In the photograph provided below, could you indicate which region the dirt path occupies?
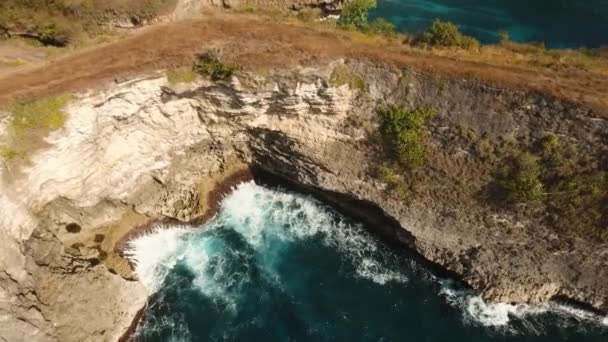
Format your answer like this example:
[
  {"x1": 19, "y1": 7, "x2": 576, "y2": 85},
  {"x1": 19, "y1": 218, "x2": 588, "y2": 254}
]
[
  {"x1": 0, "y1": 41, "x2": 50, "y2": 76},
  {"x1": 0, "y1": 13, "x2": 606, "y2": 115}
]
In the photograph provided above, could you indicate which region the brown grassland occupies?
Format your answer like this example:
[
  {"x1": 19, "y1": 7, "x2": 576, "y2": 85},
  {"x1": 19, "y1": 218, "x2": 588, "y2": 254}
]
[{"x1": 0, "y1": 12, "x2": 606, "y2": 116}]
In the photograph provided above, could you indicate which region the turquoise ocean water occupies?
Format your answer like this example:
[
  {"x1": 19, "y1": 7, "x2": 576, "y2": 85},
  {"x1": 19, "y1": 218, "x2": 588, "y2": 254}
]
[
  {"x1": 127, "y1": 182, "x2": 608, "y2": 341},
  {"x1": 369, "y1": 0, "x2": 608, "y2": 48}
]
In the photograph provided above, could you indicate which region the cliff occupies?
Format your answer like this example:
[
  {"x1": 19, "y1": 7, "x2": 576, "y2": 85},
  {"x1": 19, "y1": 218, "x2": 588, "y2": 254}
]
[{"x1": 0, "y1": 58, "x2": 606, "y2": 341}]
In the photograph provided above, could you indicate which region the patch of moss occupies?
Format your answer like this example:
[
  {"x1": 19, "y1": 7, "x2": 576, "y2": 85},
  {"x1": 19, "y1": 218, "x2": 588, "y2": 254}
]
[
  {"x1": 0, "y1": 147, "x2": 17, "y2": 160},
  {"x1": 4, "y1": 58, "x2": 26, "y2": 67},
  {"x1": 330, "y1": 64, "x2": 366, "y2": 91},
  {"x1": 166, "y1": 67, "x2": 197, "y2": 85},
  {"x1": 379, "y1": 105, "x2": 437, "y2": 168},
  {"x1": 10, "y1": 95, "x2": 70, "y2": 132}
]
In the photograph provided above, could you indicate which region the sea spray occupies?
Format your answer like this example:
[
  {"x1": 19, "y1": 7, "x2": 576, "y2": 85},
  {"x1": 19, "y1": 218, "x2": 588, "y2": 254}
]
[{"x1": 126, "y1": 182, "x2": 607, "y2": 341}]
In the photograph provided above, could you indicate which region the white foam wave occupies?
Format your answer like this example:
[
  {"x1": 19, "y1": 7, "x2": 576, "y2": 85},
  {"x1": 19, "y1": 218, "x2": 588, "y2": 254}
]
[
  {"x1": 439, "y1": 281, "x2": 607, "y2": 333},
  {"x1": 126, "y1": 182, "x2": 408, "y2": 296},
  {"x1": 219, "y1": 182, "x2": 409, "y2": 285},
  {"x1": 124, "y1": 225, "x2": 190, "y2": 291},
  {"x1": 126, "y1": 182, "x2": 606, "y2": 337}
]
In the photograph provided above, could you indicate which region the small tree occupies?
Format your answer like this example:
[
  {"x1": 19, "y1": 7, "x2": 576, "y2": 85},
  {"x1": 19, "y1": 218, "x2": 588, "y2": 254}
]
[
  {"x1": 500, "y1": 152, "x2": 545, "y2": 204},
  {"x1": 338, "y1": 0, "x2": 377, "y2": 31},
  {"x1": 193, "y1": 49, "x2": 240, "y2": 81},
  {"x1": 417, "y1": 19, "x2": 480, "y2": 49}
]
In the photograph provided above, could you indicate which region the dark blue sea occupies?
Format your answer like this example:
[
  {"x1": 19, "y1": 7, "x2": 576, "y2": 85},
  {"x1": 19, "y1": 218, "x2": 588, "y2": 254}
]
[
  {"x1": 369, "y1": 0, "x2": 608, "y2": 48},
  {"x1": 128, "y1": 182, "x2": 608, "y2": 341}
]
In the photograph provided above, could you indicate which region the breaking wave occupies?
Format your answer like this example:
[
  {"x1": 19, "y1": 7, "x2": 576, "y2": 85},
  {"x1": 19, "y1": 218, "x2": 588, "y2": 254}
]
[
  {"x1": 439, "y1": 280, "x2": 607, "y2": 333},
  {"x1": 126, "y1": 182, "x2": 607, "y2": 341}
]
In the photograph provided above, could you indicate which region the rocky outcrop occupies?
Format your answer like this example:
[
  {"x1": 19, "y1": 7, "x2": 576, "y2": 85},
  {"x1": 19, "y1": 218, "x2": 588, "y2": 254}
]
[
  {"x1": 171, "y1": 0, "x2": 346, "y2": 16},
  {"x1": 0, "y1": 59, "x2": 606, "y2": 340}
]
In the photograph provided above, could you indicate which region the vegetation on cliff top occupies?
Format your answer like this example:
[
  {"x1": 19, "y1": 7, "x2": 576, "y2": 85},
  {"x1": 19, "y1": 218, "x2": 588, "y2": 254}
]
[
  {"x1": 337, "y1": 0, "x2": 397, "y2": 39},
  {"x1": 0, "y1": 0, "x2": 177, "y2": 46},
  {"x1": 193, "y1": 49, "x2": 240, "y2": 81},
  {"x1": 416, "y1": 20, "x2": 480, "y2": 49},
  {"x1": 497, "y1": 134, "x2": 607, "y2": 240}
]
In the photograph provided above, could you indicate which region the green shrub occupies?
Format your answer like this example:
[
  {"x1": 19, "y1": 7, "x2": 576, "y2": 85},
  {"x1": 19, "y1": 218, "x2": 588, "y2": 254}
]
[
  {"x1": 193, "y1": 49, "x2": 240, "y2": 81},
  {"x1": 499, "y1": 152, "x2": 545, "y2": 204},
  {"x1": 338, "y1": 0, "x2": 377, "y2": 31},
  {"x1": 10, "y1": 96, "x2": 70, "y2": 132},
  {"x1": 540, "y1": 134, "x2": 579, "y2": 179},
  {"x1": 379, "y1": 105, "x2": 437, "y2": 168},
  {"x1": 377, "y1": 163, "x2": 408, "y2": 197},
  {"x1": 192, "y1": 49, "x2": 240, "y2": 81},
  {"x1": 369, "y1": 18, "x2": 397, "y2": 39},
  {"x1": 417, "y1": 19, "x2": 480, "y2": 49}
]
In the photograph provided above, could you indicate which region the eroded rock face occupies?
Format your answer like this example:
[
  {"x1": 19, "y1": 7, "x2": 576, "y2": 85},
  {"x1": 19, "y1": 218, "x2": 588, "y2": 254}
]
[{"x1": 0, "y1": 59, "x2": 606, "y2": 341}]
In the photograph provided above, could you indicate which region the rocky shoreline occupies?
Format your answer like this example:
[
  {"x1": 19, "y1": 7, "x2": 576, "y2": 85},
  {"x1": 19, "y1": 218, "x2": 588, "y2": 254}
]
[{"x1": 1, "y1": 59, "x2": 606, "y2": 341}]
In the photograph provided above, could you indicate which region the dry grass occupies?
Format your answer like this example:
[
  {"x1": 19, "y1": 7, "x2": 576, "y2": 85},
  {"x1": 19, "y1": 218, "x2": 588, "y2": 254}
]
[
  {"x1": 431, "y1": 42, "x2": 608, "y2": 78},
  {"x1": 0, "y1": 13, "x2": 606, "y2": 115}
]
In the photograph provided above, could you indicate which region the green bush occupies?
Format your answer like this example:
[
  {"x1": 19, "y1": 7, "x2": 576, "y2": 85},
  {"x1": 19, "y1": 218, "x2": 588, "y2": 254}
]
[
  {"x1": 499, "y1": 152, "x2": 545, "y2": 204},
  {"x1": 380, "y1": 105, "x2": 436, "y2": 168},
  {"x1": 338, "y1": 0, "x2": 377, "y2": 31},
  {"x1": 377, "y1": 163, "x2": 408, "y2": 197},
  {"x1": 417, "y1": 19, "x2": 480, "y2": 49},
  {"x1": 369, "y1": 18, "x2": 397, "y2": 39},
  {"x1": 193, "y1": 49, "x2": 240, "y2": 81}
]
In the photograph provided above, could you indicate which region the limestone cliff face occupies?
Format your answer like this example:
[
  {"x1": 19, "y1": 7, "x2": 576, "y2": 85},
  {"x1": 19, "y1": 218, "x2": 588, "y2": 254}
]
[{"x1": 0, "y1": 60, "x2": 606, "y2": 341}]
